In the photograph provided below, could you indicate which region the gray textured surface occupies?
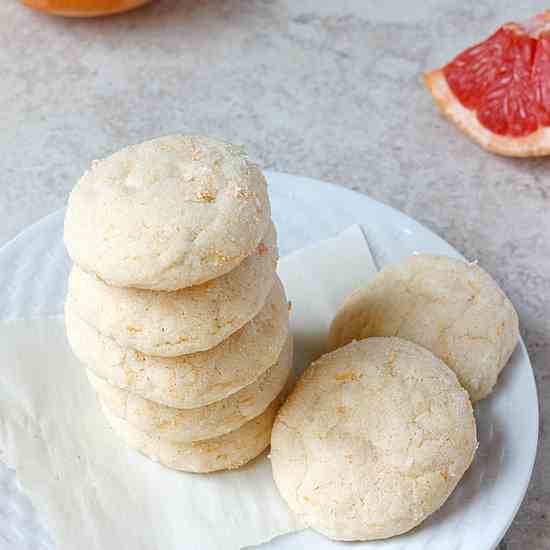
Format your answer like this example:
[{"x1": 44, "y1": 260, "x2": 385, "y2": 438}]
[{"x1": 0, "y1": 0, "x2": 548, "y2": 549}]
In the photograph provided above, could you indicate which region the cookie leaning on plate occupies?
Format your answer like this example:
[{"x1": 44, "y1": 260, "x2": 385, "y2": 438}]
[
  {"x1": 328, "y1": 254, "x2": 519, "y2": 401},
  {"x1": 66, "y1": 223, "x2": 278, "y2": 357},
  {"x1": 65, "y1": 277, "x2": 289, "y2": 408},
  {"x1": 87, "y1": 337, "x2": 292, "y2": 442},
  {"x1": 64, "y1": 135, "x2": 271, "y2": 291},
  {"x1": 271, "y1": 337, "x2": 477, "y2": 542}
]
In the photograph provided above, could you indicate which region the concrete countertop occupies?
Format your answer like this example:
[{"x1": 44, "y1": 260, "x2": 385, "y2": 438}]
[{"x1": 1, "y1": 1, "x2": 548, "y2": 548}]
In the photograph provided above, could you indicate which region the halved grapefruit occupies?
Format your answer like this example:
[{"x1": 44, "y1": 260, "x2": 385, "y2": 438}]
[{"x1": 424, "y1": 11, "x2": 550, "y2": 156}]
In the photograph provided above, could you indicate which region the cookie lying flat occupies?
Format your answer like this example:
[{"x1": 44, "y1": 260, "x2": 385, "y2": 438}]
[
  {"x1": 328, "y1": 255, "x2": 519, "y2": 401},
  {"x1": 88, "y1": 336, "x2": 292, "y2": 442},
  {"x1": 64, "y1": 135, "x2": 271, "y2": 290},
  {"x1": 65, "y1": 277, "x2": 289, "y2": 408},
  {"x1": 101, "y1": 384, "x2": 287, "y2": 473},
  {"x1": 271, "y1": 337, "x2": 477, "y2": 542},
  {"x1": 66, "y1": 223, "x2": 277, "y2": 357}
]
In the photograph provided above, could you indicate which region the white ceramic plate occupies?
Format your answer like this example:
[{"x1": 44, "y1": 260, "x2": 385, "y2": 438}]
[{"x1": 0, "y1": 172, "x2": 538, "y2": 550}]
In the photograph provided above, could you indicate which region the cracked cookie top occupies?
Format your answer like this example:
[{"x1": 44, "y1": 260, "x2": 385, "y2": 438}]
[
  {"x1": 64, "y1": 135, "x2": 271, "y2": 290},
  {"x1": 328, "y1": 254, "x2": 519, "y2": 401},
  {"x1": 270, "y1": 337, "x2": 477, "y2": 542}
]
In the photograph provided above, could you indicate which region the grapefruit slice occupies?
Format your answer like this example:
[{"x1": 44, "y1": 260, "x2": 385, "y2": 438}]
[{"x1": 424, "y1": 11, "x2": 550, "y2": 156}]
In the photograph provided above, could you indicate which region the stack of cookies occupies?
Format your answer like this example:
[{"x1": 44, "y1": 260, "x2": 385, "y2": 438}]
[{"x1": 64, "y1": 135, "x2": 291, "y2": 473}]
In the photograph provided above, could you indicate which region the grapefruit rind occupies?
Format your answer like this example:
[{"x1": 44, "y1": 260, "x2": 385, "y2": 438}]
[{"x1": 424, "y1": 68, "x2": 550, "y2": 157}]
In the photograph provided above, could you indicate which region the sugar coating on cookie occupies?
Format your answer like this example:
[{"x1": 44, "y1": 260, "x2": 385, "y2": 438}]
[
  {"x1": 64, "y1": 135, "x2": 271, "y2": 290},
  {"x1": 65, "y1": 277, "x2": 289, "y2": 408},
  {"x1": 88, "y1": 337, "x2": 293, "y2": 442},
  {"x1": 66, "y1": 223, "x2": 278, "y2": 357},
  {"x1": 328, "y1": 254, "x2": 519, "y2": 402},
  {"x1": 271, "y1": 337, "x2": 477, "y2": 541},
  {"x1": 102, "y1": 383, "x2": 288, "y2": 473}
]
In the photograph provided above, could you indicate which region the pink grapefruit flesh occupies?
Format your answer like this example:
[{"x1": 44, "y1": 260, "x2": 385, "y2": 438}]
[{"x1": 425, "y1": 11, "x2": 550, "y2": 156}]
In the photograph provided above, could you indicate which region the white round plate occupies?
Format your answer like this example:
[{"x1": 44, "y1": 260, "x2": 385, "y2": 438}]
[{"x1": 0, "y1": 172, "x2": 538, "y2": 550}]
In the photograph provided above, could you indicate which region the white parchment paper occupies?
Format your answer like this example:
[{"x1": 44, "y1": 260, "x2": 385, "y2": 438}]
[{"x1": 0, "y1": 225, "x2": 376, "y2": 550}]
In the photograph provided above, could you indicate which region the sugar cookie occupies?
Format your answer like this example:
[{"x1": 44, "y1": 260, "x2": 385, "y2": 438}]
[
  {"x1": 329, "y1": 255, "x2": 519, "y2": 401},
  {"x1": 89, "y1": 337, "x2": 292, "y2": 442},
  {"x1": 271, "y1": 337, "x2": 477, "y2": 541},
  {"x1": 66, "y1": 224, "x2": 277, "y2": 357},
  {"x1": 64, "y1": 135, "x2": 271, "y2": 290}
]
